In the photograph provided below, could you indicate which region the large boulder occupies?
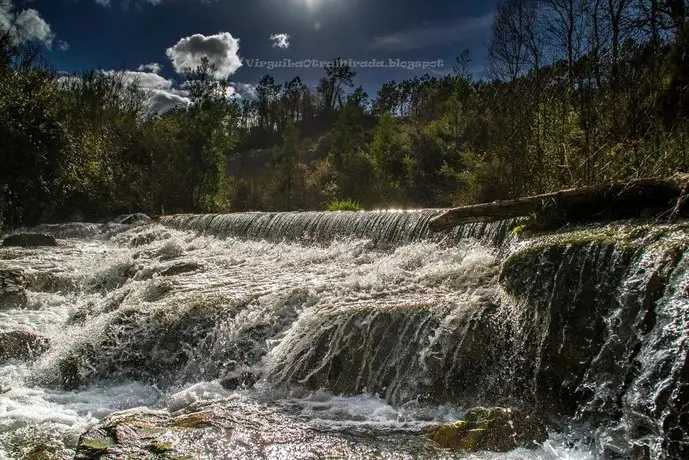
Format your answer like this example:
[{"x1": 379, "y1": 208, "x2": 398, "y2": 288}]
[
  {"x1": 427, "y1": 407, "x2": 547, "y2": 452},
  {"x1": 0, "y1": 269, "x2": 27, "y2": 309},
  {"x1": 2, "y1": 233, "x2": 57, "y2": 247},
  {"x1": 0, "y1": 331, "x2": 49, "y2": 363}
]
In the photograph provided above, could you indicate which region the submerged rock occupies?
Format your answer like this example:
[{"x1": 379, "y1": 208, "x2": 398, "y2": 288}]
[
  {"x1": 24, "y1": 271, "x2": 78, "y2": 293},
  {"x1": 2, "y1": 233, "x2": 57, "y2": 247},
  {"x1": 427, "y1": 407, "x2": 547, "y2": 452},
  {"x1": 0, "y1": 268, "x2": 28, "y2": 310},
  {"x1": 158, "y1": 261, "x2": 201, "y2": 277},
  {"x1": 0, "y1": 331, "x2": 49, "y2": 363},
  {"x1": 267, "y1": 300, "x2": 502, "y2": 405},
  {"x1": 113, "y1": 213, "x2": 151, "y2": 225},
  {"x1": 54, "y1": 299, "x2": 233, "y2": 390}
]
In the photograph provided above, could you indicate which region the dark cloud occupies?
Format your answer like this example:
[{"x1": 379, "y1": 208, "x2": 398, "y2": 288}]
[{"x1": 371, "y1": 13, "x2": 493, "y2": 52}]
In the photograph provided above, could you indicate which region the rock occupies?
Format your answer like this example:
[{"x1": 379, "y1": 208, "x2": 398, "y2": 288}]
[
  {"x1": 219, "y1": 370, "x2": 258, "y2": 390},
  {"x1": 2, "y1": 233, "x2": 57, "y2": 247},
  {"x1": 267, "y1": 299, "x2": 502, "y2": 405},
  {"x1": 0, "y1": 269, "x2": 28, "y2": 310},
  {"x1": 0, "y1": 331, "x2": 49, "y2": 363},
  {"x1": 54, "y1": 300, "x2": 229, "y2": 390},
  {"x1": 74, "y1": 398, "x2": 443, "y2": 459},
  {"x1": 24, "y1": 272, "x2": 78, "y2": 293},
  {"x1": 158, "y1": 261, "x2": 201, "y2": 277},
  {"x1": 427, "y1": 407, "x2": 547, "y2": 452},
  {"x1": 113, "y1": 214, "x2": 151, "y2": 225}
]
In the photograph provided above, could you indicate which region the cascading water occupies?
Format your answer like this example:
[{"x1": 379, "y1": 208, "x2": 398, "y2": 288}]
[{"x1": 0, "y1": 211, "x2": 686, "y2": 459}]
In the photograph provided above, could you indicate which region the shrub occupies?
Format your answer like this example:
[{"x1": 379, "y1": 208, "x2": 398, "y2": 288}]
[{"x1": 327, "y1": 199, "x2": 362, "y2": 211}]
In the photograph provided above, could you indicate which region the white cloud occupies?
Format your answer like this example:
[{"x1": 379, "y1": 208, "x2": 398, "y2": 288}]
[
  {"x1": 0, "y1": 5, "x2": 54, "y2": 47},
  {"x1": 166, "y1": 32, "x2": 242, "y2": 79},
  {"x1": 102, "y1": 70, "x2": 174, "y2": 90},
  {"x1": 100, "y1": 70, "x2": 190, "y2": 114},
  {"x1": 57, "y1": 40, "x2": 70, "y2": 51},
  {"x1": 56, "y1": 69, "x2": 190, "y2": 114},
  {"x1": 94, "y1": 0, "x2": 111, "y2": 6},
  {"x1": 146, "y1": 88, "x2": 191, "y2": 114},
  {"x1": 270, "y1": 33, "x2": 290, "y2": 49},
  {"x1": 371, "y1": 14, "x2": 494, "y2": 52},
  {"x1": 228, "y1": 82, "x2": 258, "y2": 101},
  {"x1": 136, "y1": 62, "x2": 162, "y2": 73}
]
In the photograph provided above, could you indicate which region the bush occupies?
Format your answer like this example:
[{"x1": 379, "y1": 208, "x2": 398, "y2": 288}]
[{"x1": 327, "y1": 199, "x2": 362, "y2": 211}]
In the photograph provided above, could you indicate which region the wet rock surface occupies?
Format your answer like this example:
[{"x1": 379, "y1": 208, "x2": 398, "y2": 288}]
[
  {"x1": 158, "y1": 261, "x2": 201, "y2": 277},
  {"x1": 56, "y1": 300, "x2": 231, "y2": 390},
  {"x1": 0, "y1": 268, "x2": 27, "y2": 310},
  {"x1": 0, "y1": 331, "x2": 49, "y2": 363},
  {"x1": 24, "y1": 271, "x2": 78, "y2": 294},
  {"x1": 427, "y1": 407, "x2": 547, "y2": 452},
  {"x1": 2, "y1": 233, "x2": 57, "y2": 247},
  {"x1": 498, "y1": 224, "x2": 689, "y2": 457},
  {"x1": 113, "y1": 213, "x2": 151, "y2": 226},
  {"x1": 74, "y1": 398, "x2": 453, "y2": 460}
]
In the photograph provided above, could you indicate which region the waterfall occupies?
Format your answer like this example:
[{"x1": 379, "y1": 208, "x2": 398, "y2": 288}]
[{"x1": 161, "y1": 211, "x2": 515, "y2": 247}]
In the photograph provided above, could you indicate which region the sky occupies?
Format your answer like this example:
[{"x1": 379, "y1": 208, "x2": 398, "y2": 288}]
[{"x1": 1, "y1": 0, "x2": 499, "y2": 112}]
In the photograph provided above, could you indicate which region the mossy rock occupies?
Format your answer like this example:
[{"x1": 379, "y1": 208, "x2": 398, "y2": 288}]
[
  {"x1": 147, "y1": 441, "x2": 174, "y2": 454},
  {"x1": 169, "y1": 411, "x2": 215, "y2": 429},
  {"x1": 75, "y1": 437, "x2": 115, "y2": 459},
  {"x1": 428, "y1": 407, "x2": 547, "y2": 452}
]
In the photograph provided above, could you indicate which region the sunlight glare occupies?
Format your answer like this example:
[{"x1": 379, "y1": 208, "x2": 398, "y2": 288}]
[{"x1": 295, "y1": 0, "x2": 326, "y2": 10}]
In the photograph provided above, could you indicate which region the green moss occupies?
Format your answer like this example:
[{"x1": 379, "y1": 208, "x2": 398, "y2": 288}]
[
  {"x1": 428, "y1": 407, "x2": 547, "y2": 452},
  {"x1": 79, "y1": 437, "x2": 114, "y2": 452},
  {"x1": 147, "y1": 441, "x2": 174, "y2": 454},
  {"x1": 170, "y1": 412, "x2": 214, "y2": 429}
]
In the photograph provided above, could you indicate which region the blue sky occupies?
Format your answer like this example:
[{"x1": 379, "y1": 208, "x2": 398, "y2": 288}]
[{"x1": 2, "y1": 0, "x2": 498, "y2": 111}]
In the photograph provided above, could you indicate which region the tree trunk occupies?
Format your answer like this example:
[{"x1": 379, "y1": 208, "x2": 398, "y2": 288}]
[{"x1": 428, "y1": 175, "x2": 689, "y2": 232}]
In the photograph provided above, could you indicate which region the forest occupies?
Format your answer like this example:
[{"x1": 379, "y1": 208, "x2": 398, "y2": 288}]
[{"x1": 2, "y1": 0, "x2": 689, "y2": 229}]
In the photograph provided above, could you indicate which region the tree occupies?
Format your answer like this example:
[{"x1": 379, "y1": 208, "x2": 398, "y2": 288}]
[
  {"x1": 317, "y1": 57, "x2": 356, "y2": 114},
  {"x1": 489, "y1": 0, "x2": 541, "y2": 81},
  {"x1": 183, "y1": 58, "x2": 240, "y2": 211},
  {"x1": 271, "y1": 119, "x2": 303, "y2": 209},
  {"x1": 256, "y1": 74, "x2": 282, "y2": 133}
]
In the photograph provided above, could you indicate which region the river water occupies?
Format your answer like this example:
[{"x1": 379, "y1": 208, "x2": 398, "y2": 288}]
[{"x1": 0, "y1": 211, "x2": 685, "y2": 459}]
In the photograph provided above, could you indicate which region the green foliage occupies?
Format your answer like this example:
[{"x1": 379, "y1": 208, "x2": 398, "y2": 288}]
[
  {"x1": 2, "y1": 6, "x2": 689, "y2": 224},
  {"x1": 327, "y1": 199, "x2": 362, "y2": 212}
]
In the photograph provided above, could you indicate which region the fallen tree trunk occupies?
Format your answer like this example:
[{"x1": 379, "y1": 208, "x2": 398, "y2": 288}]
[{"x1": 429, "y1": 174, "x2": 689, "y2": 232}]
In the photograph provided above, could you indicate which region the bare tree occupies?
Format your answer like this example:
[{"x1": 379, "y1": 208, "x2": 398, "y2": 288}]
[{"x1": 489, "y1": 0, "x2": 541, "y2": 81}]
